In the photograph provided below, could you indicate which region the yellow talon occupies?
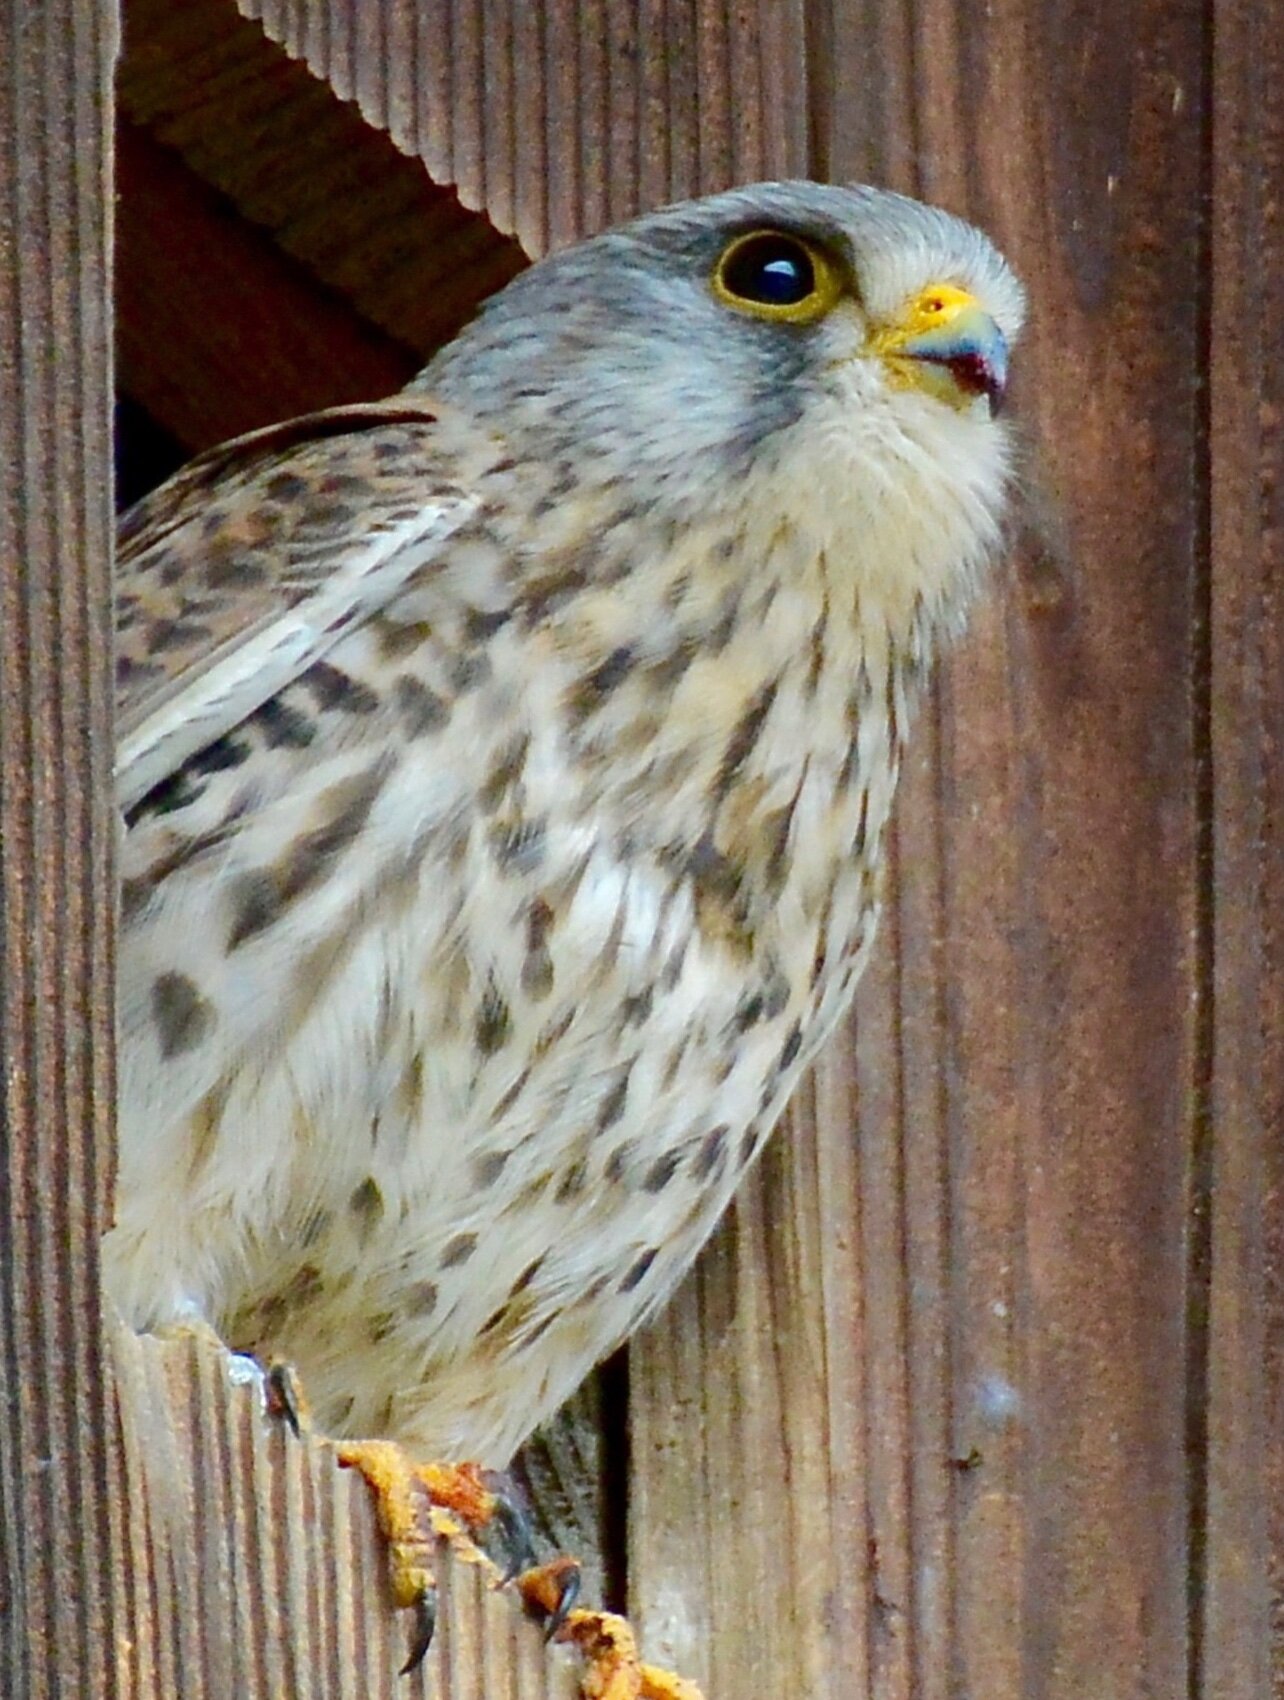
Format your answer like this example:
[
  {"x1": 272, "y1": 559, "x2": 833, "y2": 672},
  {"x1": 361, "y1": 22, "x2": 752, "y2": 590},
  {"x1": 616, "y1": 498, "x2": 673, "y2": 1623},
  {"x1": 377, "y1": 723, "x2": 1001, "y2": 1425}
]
[{"x1": 336, "y1": 1438, "x2": 441, "y2": 1609}]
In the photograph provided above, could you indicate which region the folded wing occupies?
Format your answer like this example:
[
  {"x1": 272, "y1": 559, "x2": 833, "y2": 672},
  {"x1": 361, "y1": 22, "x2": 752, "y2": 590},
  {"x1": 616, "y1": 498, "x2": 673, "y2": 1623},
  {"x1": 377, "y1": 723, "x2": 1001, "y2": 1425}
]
[{"x1": 115, "y1": 398, "x2": 478, "y2": 812}]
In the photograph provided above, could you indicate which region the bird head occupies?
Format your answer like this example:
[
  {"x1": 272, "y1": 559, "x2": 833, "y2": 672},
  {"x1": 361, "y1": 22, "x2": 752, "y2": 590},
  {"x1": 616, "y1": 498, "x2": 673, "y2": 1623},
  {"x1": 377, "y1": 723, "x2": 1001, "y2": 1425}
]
[{"x1": 424, "y1": 181, "x2": 1025, "y2": 640}]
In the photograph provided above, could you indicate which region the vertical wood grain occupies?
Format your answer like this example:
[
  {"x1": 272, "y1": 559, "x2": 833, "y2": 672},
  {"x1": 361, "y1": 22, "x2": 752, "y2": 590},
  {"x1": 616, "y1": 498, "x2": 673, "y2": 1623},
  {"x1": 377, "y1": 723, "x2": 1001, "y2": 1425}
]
[
  {"x1": 0, "y1": 2, "x2": 119, "y2": 1695},
  {"x1": 1204, "y1": 2, "x2": 1284, "y2": 1695},
  {"x1": 629, "y1": 2, "x2": 1215, "y2": 1697},
  {"x1": 237, "y1": 0, "x2": 810, "y2": 253},
  {"x1": 109, "y1": 1321, "x2": 584, "y2": 1700},
  {"x1": 852, "y1": 7, "x2": 1210, "y2": 1690}
]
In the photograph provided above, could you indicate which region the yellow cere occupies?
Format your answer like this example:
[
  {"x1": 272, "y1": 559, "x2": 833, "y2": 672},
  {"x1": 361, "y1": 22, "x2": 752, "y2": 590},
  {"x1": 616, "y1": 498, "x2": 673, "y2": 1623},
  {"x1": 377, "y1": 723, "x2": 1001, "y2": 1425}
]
[
  {"x1": 869, "y1": 280, "x2": 990, "y2": 409},
  {"x1": 871, "y1": 282, "x2": 984, "y2": 360},
  {"x1": 890, "y1": 281, "x2": 981, "y2": 341}
]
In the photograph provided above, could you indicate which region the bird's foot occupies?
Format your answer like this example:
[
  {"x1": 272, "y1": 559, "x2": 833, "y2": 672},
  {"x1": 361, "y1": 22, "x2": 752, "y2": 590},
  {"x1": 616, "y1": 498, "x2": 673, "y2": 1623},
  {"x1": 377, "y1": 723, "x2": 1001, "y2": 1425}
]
[
  {"x1": 221, "y1": 1351, "x2": 313, "y2": 1437},
  {"x1": 153, "y1": 1309, "x2": 311, "y2": 1438},
  {"x1": 518, "y1": 1561, "x2": 704, "y2": 1700},
  {"x1": 338, "y1": 1441, "x2": 702, "y2": 1699},
  {"x1": 336, "y1": 1438, "x2": 536, "y2": 1674}
]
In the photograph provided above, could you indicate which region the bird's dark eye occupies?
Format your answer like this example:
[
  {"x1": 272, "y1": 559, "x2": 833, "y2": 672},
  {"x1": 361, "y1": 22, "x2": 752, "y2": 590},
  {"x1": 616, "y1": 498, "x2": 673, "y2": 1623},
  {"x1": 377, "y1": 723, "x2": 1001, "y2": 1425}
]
[
  {"x1": 723, "y1": 234, "x2": 814, "y2": 304},
  {"x1": 712, "y1": 229, "x2": 843, "y2": 323}
]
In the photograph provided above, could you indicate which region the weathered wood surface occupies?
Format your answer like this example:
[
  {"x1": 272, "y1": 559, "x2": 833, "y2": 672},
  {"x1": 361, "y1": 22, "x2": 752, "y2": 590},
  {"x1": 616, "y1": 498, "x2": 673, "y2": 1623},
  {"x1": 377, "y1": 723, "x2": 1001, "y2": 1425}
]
[
  {"x1": 238, "y1": 0, "x2": 812, "y2": 255},
  {"x1": 642, "y1": 5, "x2": 1212, "y2": 1698},
  {"x1": 111, "y1": 1319, "x2": 581, "y2": 1700},
  {"x1": 0, "y1": 3, "x2": 120, "y2": 1696},
  {"x1": 1205, "y1": 3, "x2": 1284, "y2": 1695}
]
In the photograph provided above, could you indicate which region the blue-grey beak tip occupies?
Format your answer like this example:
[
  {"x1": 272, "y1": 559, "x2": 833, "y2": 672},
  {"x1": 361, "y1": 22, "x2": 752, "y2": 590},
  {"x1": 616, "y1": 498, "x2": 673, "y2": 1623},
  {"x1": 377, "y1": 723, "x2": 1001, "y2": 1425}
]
[{"x1": 902, "y1": 313, "x2": 1009, "y2": 415}]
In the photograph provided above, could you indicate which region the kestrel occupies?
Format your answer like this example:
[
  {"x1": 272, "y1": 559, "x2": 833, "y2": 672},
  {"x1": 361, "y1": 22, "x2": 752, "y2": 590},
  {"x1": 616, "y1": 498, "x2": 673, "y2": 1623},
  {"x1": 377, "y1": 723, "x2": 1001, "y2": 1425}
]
[{"x1": 107, "y1": 181, "x2": 1023, "y2": 1682}]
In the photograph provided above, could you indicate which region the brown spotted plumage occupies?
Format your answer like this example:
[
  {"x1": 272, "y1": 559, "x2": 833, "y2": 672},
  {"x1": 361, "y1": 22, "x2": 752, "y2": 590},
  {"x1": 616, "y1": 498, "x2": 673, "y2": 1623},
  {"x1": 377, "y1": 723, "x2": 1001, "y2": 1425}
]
[{"x1": 108, "y1": 182, "x2": 1024, "y2": 1477}]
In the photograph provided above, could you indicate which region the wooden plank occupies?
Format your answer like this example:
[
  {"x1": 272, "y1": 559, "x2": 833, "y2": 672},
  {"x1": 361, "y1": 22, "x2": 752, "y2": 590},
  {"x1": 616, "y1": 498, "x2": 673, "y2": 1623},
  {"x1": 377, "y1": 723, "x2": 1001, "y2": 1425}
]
[
  {"x1": 629, "y1": 2, "x2": 1213, "y2": 1696},
  {"x1": 110, "y1": 1320, "x2": 583, "y2": 1700},
  {"x1": 0, "y1": 3, "x2": 120, "y2": 1695},
  {"x1": 1204, "y1": 1, "x2": 1284, "y2": 1694},
  {"x1": 894, "y1": 7, "x2": 1206, "y2": 1689},
  {"x1": 239, "y1": 0, "x2": 810, "y2": 254},
  {"x1": 630, "y1": 1060, "x2": 868, "y2": 1695}
]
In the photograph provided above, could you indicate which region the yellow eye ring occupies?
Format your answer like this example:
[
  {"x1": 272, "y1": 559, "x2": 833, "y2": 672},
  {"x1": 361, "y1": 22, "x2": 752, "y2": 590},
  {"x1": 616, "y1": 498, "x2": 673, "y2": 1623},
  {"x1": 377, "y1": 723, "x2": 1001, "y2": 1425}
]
[{"x1": 711, "y1": 230, "x2": 844, "y2": 323}]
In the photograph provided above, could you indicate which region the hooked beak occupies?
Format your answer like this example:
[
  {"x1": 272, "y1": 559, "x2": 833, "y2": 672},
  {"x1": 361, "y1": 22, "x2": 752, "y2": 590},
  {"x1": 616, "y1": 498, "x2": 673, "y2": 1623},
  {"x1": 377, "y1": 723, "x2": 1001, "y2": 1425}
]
[{"x1": 872, "y1": 282, "x2": 1009, "y2": 416}]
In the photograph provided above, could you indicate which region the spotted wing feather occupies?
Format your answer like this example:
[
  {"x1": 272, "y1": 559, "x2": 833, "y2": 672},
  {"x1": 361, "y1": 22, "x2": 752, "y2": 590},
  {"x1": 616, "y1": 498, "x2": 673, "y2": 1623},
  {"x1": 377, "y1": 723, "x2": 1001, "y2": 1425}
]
[{"x1": 115, "y1": 399, "x2": 478, "y2": 811}]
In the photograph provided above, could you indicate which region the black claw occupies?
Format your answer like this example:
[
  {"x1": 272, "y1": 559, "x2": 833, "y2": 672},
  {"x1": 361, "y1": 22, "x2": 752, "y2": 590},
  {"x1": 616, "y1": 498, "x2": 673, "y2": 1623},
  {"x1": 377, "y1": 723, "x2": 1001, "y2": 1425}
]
[
  {"x1": 264, "y1": 1363, "x2": 302, "y2": 1438},
  {"x1": 492, "y1": 1491, "x2": 538, "y2": 1584},
  {"x1": 400, "y1": 1587, "x2": 437, "y2": 1677},
  {"x1": 478, "y1": 1469, "x2": 538, "y2": 1582},
  {"x1": 544, "y1": 1563, "x2": 581, "y2": 1641}
]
